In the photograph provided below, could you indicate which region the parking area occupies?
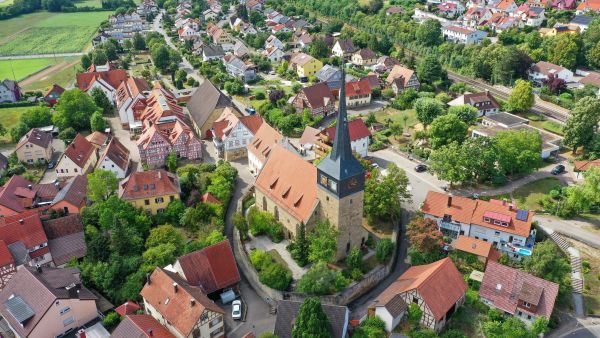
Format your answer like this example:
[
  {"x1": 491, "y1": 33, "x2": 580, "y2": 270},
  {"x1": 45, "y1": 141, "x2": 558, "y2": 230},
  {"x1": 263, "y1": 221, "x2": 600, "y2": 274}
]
[
  {"x1": 39, "y1": 138, "x2": 66, "y2": 184},
  {"x1": 222, "y1": 277, "x2": 275, "y2": 338}
]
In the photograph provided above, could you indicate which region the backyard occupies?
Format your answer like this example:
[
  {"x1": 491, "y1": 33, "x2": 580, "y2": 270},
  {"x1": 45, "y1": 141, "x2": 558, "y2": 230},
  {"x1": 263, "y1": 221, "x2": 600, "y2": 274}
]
[
  {"x1": 0, "y1": 106, "x2": 31, "y2": 143},
  {"x1": 489, "y1": 177, "x2": 565, "y2": 211},
  {"x1": 0, "y1": 11, "x2": 112, "y2": 56}
]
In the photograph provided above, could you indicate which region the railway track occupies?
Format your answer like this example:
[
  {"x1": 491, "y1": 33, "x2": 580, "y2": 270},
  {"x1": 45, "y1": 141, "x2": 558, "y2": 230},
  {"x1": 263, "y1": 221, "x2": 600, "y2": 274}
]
[{"x1": 447, "y1": 71, "x2": 571, "y2": 122}]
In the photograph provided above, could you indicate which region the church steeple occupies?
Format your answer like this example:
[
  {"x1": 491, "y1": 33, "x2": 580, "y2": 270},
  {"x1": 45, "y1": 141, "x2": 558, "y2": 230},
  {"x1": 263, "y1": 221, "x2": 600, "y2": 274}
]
[{"x1": 316, "y1": 62, "x2": 365, "y2": 198}]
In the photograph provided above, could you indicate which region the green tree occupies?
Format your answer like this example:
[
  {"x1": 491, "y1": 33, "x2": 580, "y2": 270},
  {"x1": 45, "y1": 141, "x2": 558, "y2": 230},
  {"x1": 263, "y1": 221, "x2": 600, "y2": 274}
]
[
  {"x1": 10, "y1": 122, "x2": 29, "y2": 143},
  {"x1": 91, "y1": 87, "x2": 113, "y2": 115},
  {"x1": 406, "y1": 216, "x2": 443, "y2": 254},
  {"x1": 563, "y1": 96, "x2": 600, "y2": 153},
  {"x1": 417, "y1": 55, "x2": 445, "y2": 85},
  {"x1": 507, "y1": 79, "x2": 534, "y2": 113},
  {"x1": 166, "y1": 152, "x2": 178, "y2": 173},
  {"x1": 81, "y1": 54, "x2": 92, "y2": 70},
  {"x1": 296, "y1": 262, "x2": 348, "y2": 294},
  {"x1": 408, "y1": 303, "x2": 423, "y2": 325},
  {"x1": 346, "y1": 247, "x2": 364, "y2": 271},
  {"x1": 364, "y1": 164, "x2": 411, "y2": 222},
  {"x1": 547, "y1": 34, "x2": 579, "y2": 71},
  {"x1": 308, "y1": 38, "x2": 329, "y2": 59},
  {"x1": 292, "y1": 298, "x2": 332, "y2": 338},
  {"x1": 308, "y1": 220, "x2": 338, "y2": 263},
  {"x1": 87, "y1": 169, "x2": 119, "y2": 203},
  {"x1": 152, "y1": 44, "x2": 171, "y2": 71},
  {"x1": 291, "y1": 222, "x2": 309, "y2": 266},
  {"x1": 90, "y1": 111, "x2": 108, "y2": 132},
  {"x1": 429, "y1": 142, "x2": 468, "y2": 185},
  {"x1": 353, "y1": 316, "x2": 387, "y2": 338},
  {"x1": 414, "y1": 97, "x2": 446, "y2": 127},
  {"x1": 58, "y1": 127, "x2": 77, "y2": 143},
  {"x1": 522, "y1": 240, "x2": 571, "y2": 298},
  {"x1": 416, "y1": 19, "x2": 442, "y2": 47},
  {"x1": 102, "y1": 312, "x2": 121, "y2": 330},
  {"x1": 21, "y1": 106, "x2": 52, "y2": 128},
  {"x1": 494, "y1": 129, "x2": 541, "y2": 176},
  {"x1": 375, "y1": 238, "x2": 394, "y2": 263},
  {"x1": 92, "y1": 49, "x2": 108, "y2": 65},
  {"x1": 448, "y1": 104, "x2": 478, "y2": 125},
  {"x1": 53, "y1": 89, "x2": 100, "y2": 131},
  {"x1": 146, "y1": 224, "x2": 185, "y2": 250},
  {"x1": 133, "y1": 32, "x2": 146, "y2": 50},
  {"x1": 428, "y1": 114, "x2": 468, "y2": 149},
  {"x1": 142, "y1": 243, "x2": 178, "y2": 270}
]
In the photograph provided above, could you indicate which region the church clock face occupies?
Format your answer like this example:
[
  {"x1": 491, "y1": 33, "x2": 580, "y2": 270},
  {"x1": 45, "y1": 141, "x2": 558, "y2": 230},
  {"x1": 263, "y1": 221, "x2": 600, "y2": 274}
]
[{"x1": 347, "y1": 177, "x2": 358, "y2": 189}]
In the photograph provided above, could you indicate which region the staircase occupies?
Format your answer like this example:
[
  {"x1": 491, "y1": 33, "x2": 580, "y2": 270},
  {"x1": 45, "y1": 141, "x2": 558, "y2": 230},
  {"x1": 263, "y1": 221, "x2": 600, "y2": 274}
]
[{"x1": 549, "y1": 231, "x2": 584, "y2": 294}]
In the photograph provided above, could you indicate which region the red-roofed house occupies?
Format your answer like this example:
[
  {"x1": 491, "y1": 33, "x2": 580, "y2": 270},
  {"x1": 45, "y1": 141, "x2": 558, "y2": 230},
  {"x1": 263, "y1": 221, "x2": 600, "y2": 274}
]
[
  {"x1": 453, "y1": 235, "x2": 500, "y2": 265},
  {"x1": 480, "y1": 261, "x2": 559, "y2": 323},
  {"x1": 172, "y1": 240, "x2": 240, "y2": 296},
  {"x1": 319, "y1": 119, "x2": 371, "y2": 157},
  {"x1": 422, "y1": 191, "x2": 536, "y2": 260},
  {"x1": 247, "y1": 122, "x2": 284, "y2": 175},
  {"x1": 115, "y1": 300, "x2": 142, "y2": 316},
  {"x1": 0, "y1": 210, "x2": 53, "y2": 267},
  {"x1": 576, "y1": 0, "x2": 600, "y2": 13},
  {"x1": 141, "y1": 267, "x2": 225, "y2": 338},
  {"x1": 0, "y1": 175, "x2": 58, "y2": 216},
  {"x1": 201, "y1": 192, "x2": 221, "y2": 204},
  {"x1": 115, "y1": 77, "x2": 150, "y2": 130},
  {"x1": 119, "y1": 169, "x2": 180, "y2": 214},
  {"x1": 56, "y1": 134, "x2": 98, "y2": 180},
  {"x1": 574, "y1": 159, "x2": 600, "y2": 178},
  {"x1": 97, "y1": 137, "x2": 130, "y2": 178},
  {"x1": 44, "y1": 84, "x2": 65, "y2": 105},
  {"x1": 50, "y1": 175, "x2": 87, "y2": 214},
  {"x1": 344, "y1": 78, "x2": 372, "y2": 108},
  {"x1": 211, "y1": 108, "x2": 263, "y2": 160},
  {"x1": 76, "y1": 68, "x2": 128, "y2": 103},
  {"x1": 369, "y1": 258, "x2": 467, "y2": 332},
  {"x1": 112, "y1": 314, "x2": 175, "y2": 338},
  {"x1": 0, "y1": 240, "x2": 16, "y2": 290},
  {"x1": 292, "y1": 82, "x2": 336, "y2": 117}
]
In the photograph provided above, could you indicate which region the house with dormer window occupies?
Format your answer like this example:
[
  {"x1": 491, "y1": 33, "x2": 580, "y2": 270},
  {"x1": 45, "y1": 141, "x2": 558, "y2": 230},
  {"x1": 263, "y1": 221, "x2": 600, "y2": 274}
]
[
  {"x1": 55, "y1": 134, "x2": 98, "y2": 180},
  {"x1": 448, "y1": 91, "x2": 500, "y2": 116},
  {"x1": 119, "y1": 169, "x2": 181, "y2": 214}
]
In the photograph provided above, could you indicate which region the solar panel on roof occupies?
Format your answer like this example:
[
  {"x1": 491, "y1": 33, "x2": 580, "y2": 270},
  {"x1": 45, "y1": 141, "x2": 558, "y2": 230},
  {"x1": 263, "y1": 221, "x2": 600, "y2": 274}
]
[
  {"x1": 516, "y1": 209, "x2": 529, "y2": 221},
  {"x1": 4, "y1": 296, "x2": 35, "y2": 324}
]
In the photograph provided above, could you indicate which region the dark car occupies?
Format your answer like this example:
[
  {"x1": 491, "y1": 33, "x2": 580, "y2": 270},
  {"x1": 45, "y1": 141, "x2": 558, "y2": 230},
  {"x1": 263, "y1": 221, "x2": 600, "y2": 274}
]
[
  {"x1": 415, "y1": 164, "x2": 428, "y2": 172},
  {"x1": 245, "y1": 107, "x2": 256, "y2": 115},
  {"x1": 551, "y1": 164, "x2": 565, "y2": 175},
  {"x1": 47, "y1": 161, "x2": 56, "y2": 169}
]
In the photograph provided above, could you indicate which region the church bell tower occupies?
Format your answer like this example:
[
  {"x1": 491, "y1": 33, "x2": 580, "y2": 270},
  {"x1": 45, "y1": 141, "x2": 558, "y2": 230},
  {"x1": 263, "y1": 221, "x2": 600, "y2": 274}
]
[{"x1": 316, "y1": 64, "x2": 368, "y2": 260}]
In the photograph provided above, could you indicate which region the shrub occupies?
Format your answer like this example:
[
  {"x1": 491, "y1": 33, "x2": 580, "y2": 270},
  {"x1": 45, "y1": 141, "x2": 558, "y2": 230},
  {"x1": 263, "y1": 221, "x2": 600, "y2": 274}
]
[
  {"x1": 232, "y1": 212, "x2": 249, "y2": 240},
  {"x1": 247, "y1": 208, "x2": 284, "y2": 242},
  {"x1": 255, "y1": 91, "x2": 266, "y2": 100},
  {"x1": 346, "y1": 247, "x2": 364, "y2": 271},
  {"x1": 102, "y1": 312, "x2": 121, "y2": 330},
  {"x1": 249, "y1": 249, "x2": 292, "y2": 291},
  {"x1": 296, "y1": 262, "x2": 348, "y2": 295},
  {"x1": 375, "y1": 239, "x2": 394, "y2": 263}
]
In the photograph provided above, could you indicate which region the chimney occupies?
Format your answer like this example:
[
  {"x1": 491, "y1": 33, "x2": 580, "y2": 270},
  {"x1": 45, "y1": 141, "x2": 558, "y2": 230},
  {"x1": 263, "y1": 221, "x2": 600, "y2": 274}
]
[
  {"x1": 158, "y1": 171, "x2": 162, "y2": 179},
  {"x1": 55, "y1": 182, "x2": 61, "y2": 190},
  {"x1": 27, "y1": 184, "x2": 32, "y2": 190},
  {"x1": 173, "y1": 282, "x2": 178, "y2": 293},
  {"x1": 509, "y1": 204, "x2": 514, "y2": 211},
  {"x1": 190, "y1": 299, "x2": 195, "y2": 307},
  {"x1": 447, "y1": 193, "x2": 453, "y2": 207},
  {"x1": 19, "y1": 219, "x2": 24, "y2": 224},
  {"x1": 147, "y1": 329, "x2": 154, "y2": 337},
  {"x1": 502, "y1": 198, "x2": 507, "y2": 206},
  {"x1": 146, "y1": 273, "x2": 151, "y2": 285},
  {"x1": 36, "y1": 264, "x2": 42, "y2": 273},
  {"x1": 77, "y1": 329, "x2": 86, "y2": 338}
]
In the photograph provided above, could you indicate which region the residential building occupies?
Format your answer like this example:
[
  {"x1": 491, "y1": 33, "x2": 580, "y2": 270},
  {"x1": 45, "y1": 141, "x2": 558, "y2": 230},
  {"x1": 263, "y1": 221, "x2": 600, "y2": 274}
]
[
  {"x1": 115, "y1": 77, "x2": 150, "y2": 130},
  {"x1": 422, "y1": 191, "x2": 537, "y2": 259},
  {"x1": 187, "y1": 80, "x2": 242, "y2": 138},
  {"x1": 55, "y1": 134, "x2": 98, "y2": 179},
  {"x1": 115, "y1": 300, "x2": 141, "y2": 316},
  {"x1": 76, "y1": 68, "x2": 128, "y2": 103},
  {"x1": 579, "y1": 72, "x2": 600, "y2": 97},
  {"x1": 462, "y1": 6, "x2": 493, "y2": 28},
  {"x1": 473, "y1": 112, "x2": 562, "y2": 158},
  {"x1": 437, "y1": 1, "x2": 465, "y2": 17},
  {"x1": 289, "y1": 53, "x2": 323, "y2": 78},
  {"x1": 170, "y1": 240, "x2": 240, "y2": 296},
  {"x1": 246, "y1": 0, "x2": 263, "y2": 11},
  {"x1": 97, "y1": 137, "x2": 130, "y2": 178},
  {"x1": 247, "y1": 122, "x2": 284, "y2": 175},
  {"x1": 386, "y1": 65, "x2": 420, "y2": 94},
  {"x1": 141, "y1": 267, "x2": 225, "y2": 338},
  {"x1": 351, "y1": 48, "x2": 378, "y2": 67},
  {"x1": 257, "y1": 69, "x2": 368, "y2": 259},
  {"x1": 480, "y1": 261, "x2": 559, "y2": 323},
  {"x1": 0, "y1": 79, "x2": 21, "y2": 103},
  {"x1": 344, "y1": 78, "x2": 372, "y2": 108},
  {"x1": 299, "y1": 126, "x2": 321, "y2": 150},
  {"x1": 178, "y1": 25, "x2": 200, "y2": 41},
  {"x1": 137, "y1": 0, "x2": 158, "y2": 15},
  {"x1": 212, "y1": 108, "x2": 263, "y2": 160},
  {"x1": 574, "y1": 159, "x2": 600, "y2": 178},
  {"x1": 202, "y1": 8, "x2": 219, "y2": 20},
  {"x1": 224, "y1": 55, "x2": 257, "y2": 82},
  {"x1": 274, "y1": 300, "x2": 350, "y2": 338},
  {"x1": 202, "y1": 44, "x2": 226, "y2": 61},
  {"x1": 112, "y1": 315, "x2": 176, "y2": 338},
  {"x1": 318, "y1": 118, "x2": 371, "y2": 158},
  {"x1": 15, "y1": 128, "x2": 54, "y2": 164},
  {"x1": 453, "y1": 235, "x2": 500, "y2": 266},
  {"x1": 233, "y1": 40, "x2": 251, "y2": 58},
  {"x1": 0, "y1": 210, "x2": 53, "y2": 267},
  {"x1": 514, "y1": 4, "x2": 545, "y2": 27},
  {"x1": 370, "y1": 258, "x2": 467, "y2": 332},
  {"x1": 86, "y1": 132, "x2": 109, "y2": 150},
  {"x1": 576, "y1": 0, "x2": 600, "y2": 13},
  {"x1": 553, "y1": 0, "x2": 577, "y2": 8},
  {"x1": 119, "y1": 169, "x2": 181, "y2": 214},
  {"x1": 240, "y1": 22, "x2": 258, "y2": 36},
  {"x1": 0, "y1": 176, "x2": 58, "y2": 216},
  {"x1": 316, "y1": 65, "x2": 356, "y2": 90},
  {"x1": 293, "y1": 31, "x2": 313, "y2": 49},
  {"x1": 493, "y1": 0, "x2": 519, "y2": 12},
  {"x1": 0, "y1": 266, "x2": 99, "y2": 338},
  {"x1": 539, "y1": 23, "x2": 580, "y2": 36},
  {"x1": 332, "y1": 39, "x2": 358, "y2": 58},
  {"x1": 263, "y1": 47, "x2": 285, "y2": 62},
  {"x1": 265, "y1": 35, "x2": 285, "y2": 50},
  {"x1": 442, "y1": 25, "x2": 488, "y2": 44},
  {"x1": 292, "y1": 82, "x2": 336, "y2": 116},
  {"x1": 570, "y1": 15, "x2": 595, "y2": 31},
  {"x1": 42, "y1": 214, "x2": 86, "y2": 266},
  {"x1": 372, "y1": 56, "x2": 401, "y2": 73},
  {"x1": 447, "y1": 91, "x2": 500, "y2": 116},
  {"x1": 105, "y1": 13, "x2": 148, "y2": 43},
  {"x1": 527, "y1": 0, "x2": 551, "y2": 8},
  {"x1": 413, "y1": 9, "x2": 450, "y2": 24},
  {"x1": 528, "y1": 61, "x2": 574, "y2": 85},
  {"x1": 43, "y1": 84, "x2": 65, "y2": 105},
  {"x1": 50, "y1": 175, "x2": 87, "y2": 214},
  {"x1": 207, "y1": 23, "x2": 234, "y2": 49},
  {"x1": 386, "y1": 5, "x2": 404, "y2": 15},
  {"x1": 0, "y1": 240, "x2": 16, "y2": 290}
]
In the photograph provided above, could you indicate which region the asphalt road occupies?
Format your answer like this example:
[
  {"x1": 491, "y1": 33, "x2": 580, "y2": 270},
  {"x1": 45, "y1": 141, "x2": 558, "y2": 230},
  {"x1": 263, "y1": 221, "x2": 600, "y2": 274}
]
[{"x1": 557, "y1": 325, "x2": 600, "y2": 338}]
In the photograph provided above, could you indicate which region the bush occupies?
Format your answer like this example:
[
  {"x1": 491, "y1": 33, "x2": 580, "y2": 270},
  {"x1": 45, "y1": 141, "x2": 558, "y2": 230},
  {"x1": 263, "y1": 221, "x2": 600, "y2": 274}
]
[
  {"x1": 102, "y1": 312, "x2": 121, "y2": 330},
  {"x1": 255, "y1": 91, "x2": 266, "y2": 100},
  {"x1": 296, "y1": 262, "x2": 348, "y2": 295},
  {"x1": 232, "y1": 212, "x2": 249, "y2": 240},
  {"x1": 346, "y1": 247, "x2": 364, "y2": 271},
  {"x1": 249, "y1": 249, "x2": 292, "y2": 291},
  {"x1": 375, "y1": 239, "x2": 393, "y2": 263},
  {"x1": 247, "y1": 207, "x2": 284, "y2": 242}
]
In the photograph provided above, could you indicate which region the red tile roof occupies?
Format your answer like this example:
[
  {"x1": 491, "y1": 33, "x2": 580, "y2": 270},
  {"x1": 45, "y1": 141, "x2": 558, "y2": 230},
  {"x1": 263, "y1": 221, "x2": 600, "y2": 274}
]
[
  {"x1": 480, "y1": 261, "x2": 559, "y2": 319},
  {"x1": 0, "y1": 210, "x2": 48, "y2": 249},
  {"x1": 63, "y1": 134, "x2": 96, "y2": 169},
  {"x1": 176, "y1": 240, "x2": 240, "y2": 294},
  {"x1": 99, "y1": 137, "x2": 130, "y2": 171},
  {"x1": 112, "y1": 315, "x2": 176, "y2": 338},
  {"x1": 574, "y1": 159, "x2": 600, "y2": 171},
  {"x1": 0, "y1": 240, "x2": 13, "y2": 267},
  {"x1": 0, "y1": 176, "x2": 58, "y2": 214},
  {"x1": 345, "y1": 78, "x2": 372, "y2": 97},
  {"x1": 247, "y1": 123, "x2": 284, "y2": 164},
  {"x1": 140, "y1": 268, "x2": 224, "y2": 337},
  {"x1": 85, "y1": 132, "x2": 108, "y2": 148},
  {"x1": 201, "y1": 192, "x2": 221, "y2": 204},
  {"x1": 386, "y1": 65, "x2": 416, "y2": 86},
  {"x1": 119, "y1": 169, "x2": 180, "y2": 200},
  {"x1": 374, "y1": 258, "x2": 467, "y2": 320},
  {"x1": 76, "y1": 69, "x2": 128, "y2": 91},
  {"x1": 115, "y1": 300, "x2": 141, "y2": 316},
  {"x1": 323, "y1": 119, "x2": 371, "y2": 143},
  {"x1": 454, "y1": 235, "x2": 493, "y2": 258},
  {"x1": 255, "y1": 144, "x2": 318, "y2": 223},
  {"x1": 51, "y1": 175, "x2": 87, "y2": 209},
  {"x1": 212, "y1": 108, "x2": 263, "y2": 140},
  {"x1": 577, "y1": 0, "x2": 600, "y2": 11}
]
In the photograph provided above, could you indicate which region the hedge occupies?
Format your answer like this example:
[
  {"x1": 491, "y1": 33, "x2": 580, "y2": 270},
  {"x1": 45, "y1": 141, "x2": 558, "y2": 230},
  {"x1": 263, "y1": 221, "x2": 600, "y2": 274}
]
[
  {"x1": 247, "y1": 207, "x2": 284, "y2": 242},
  {"x1": 249, "y1": 249, "x2": 292, "y2": 291}
]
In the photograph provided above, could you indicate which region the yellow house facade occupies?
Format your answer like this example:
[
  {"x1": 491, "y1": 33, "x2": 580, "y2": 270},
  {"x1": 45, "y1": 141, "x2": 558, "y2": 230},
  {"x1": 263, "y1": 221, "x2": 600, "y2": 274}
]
[
  {"x1": 119, "y1": 169, "x2": 181, "y2": 215},
  {"x1": 290, "y1": 53, "x2": 323, "y2": 78}
]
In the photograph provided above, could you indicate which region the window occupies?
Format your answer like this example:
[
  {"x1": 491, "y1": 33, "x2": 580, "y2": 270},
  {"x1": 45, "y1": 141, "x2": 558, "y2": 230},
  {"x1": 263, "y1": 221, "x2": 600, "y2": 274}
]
[
  {"x1": 494, "y1": 231, "x2": 500, "y2": 236},
  {"x1": 170, "y1": 196, "x2": 175, "y2": 202},
  {"x1": 144, "y1": 199, "x2": 150, "y2": 205},
  {"x1": 155, "y1": 197, "x2": 164, "y2": 203},
  {"x1": 63, "y1": 316, "x2": 74, "y2": 326},
  {"x1": 523, "y1": 301, "x2": 531, "y2": 308},
  {"x1": 209, "y1": 316, "x2": 222, "y2": 328},
  {"x1": 59, "y1": 307, "x2": 71, "y2": 315},
  {"x1": 74, "y1": 168, "x2": 78, "y2": 173}
]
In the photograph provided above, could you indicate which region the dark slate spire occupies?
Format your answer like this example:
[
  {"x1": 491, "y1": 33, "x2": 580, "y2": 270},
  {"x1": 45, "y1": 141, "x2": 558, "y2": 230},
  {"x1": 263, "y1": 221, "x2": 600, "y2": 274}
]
[{"x1": 316, "y1": 63, "x2": 364, "y2": 184}]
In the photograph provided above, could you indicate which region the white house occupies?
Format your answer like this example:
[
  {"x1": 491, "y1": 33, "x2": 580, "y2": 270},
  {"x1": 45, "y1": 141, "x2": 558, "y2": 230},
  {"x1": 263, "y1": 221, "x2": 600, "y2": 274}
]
[
  {"x1": 211, "y1": 108, "x2": 264, "y2": 160},
  {"x1": 97, "y1": 137, "x2": 130, "y2": 178},
  {"x1": 0, "y1": 80, "x2": 20, "y2": 103},
  {"x1": 178, "y1": 25, "x2": 199, "y2": 40},
  {"x1": 320, "y1": 119, "x2": 371, "y2": 158},
  {"x1": 265, "y1": 35, "x2": 285, "y2": 50},
  {"x1": 447, "y1": 91, "x2": 501, "y2": 117},
  {"x1": 115, "y1": 77, "x2": 150, "y2": 130},
  {"x1": 224, "y1": 55, "x2": 257, "y2": 82},
  {"x1": 528, "y1": 61, "x2": 574, "y2": 85},
  {"x1": 332, "y1": 39, "x2": 358, "y2": 58},
  {"x1": 442, "y1": 25, "x2": 488, "y2": 44},
  {"x1": 263, "y1": 47, "x2": 284, "y2": 62},
  {"x1": 55, "y1": 134, "x2": 98, "y2": 180}
]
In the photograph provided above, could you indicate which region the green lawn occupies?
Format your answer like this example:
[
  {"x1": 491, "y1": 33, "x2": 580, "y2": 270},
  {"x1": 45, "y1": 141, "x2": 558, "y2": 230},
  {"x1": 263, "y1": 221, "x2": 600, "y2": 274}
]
[
  {"x1": 0, "y1": 11, "x2": 111, "y2": 56},
  {"x1": 21, "y1": 58, "x2": 80, "y2": 92},
  {"x1": 74, "y1": 0, "x2": 103, "y2": 7},
  {"x1": 374, "y1": 107, "x2": 419, "y2": 129},
  {"x1": 0, "y1": 58, "x2": 61, "y2": 81},
  {"x1": 0, "y1": 106, "x2": 31, "y2": 143},
  {"x1": 492, "y1": 177, "x2": 565, "y2": 211},
  {"x1": 0, "y1": 0, "x2": 13, "y2": 7}
]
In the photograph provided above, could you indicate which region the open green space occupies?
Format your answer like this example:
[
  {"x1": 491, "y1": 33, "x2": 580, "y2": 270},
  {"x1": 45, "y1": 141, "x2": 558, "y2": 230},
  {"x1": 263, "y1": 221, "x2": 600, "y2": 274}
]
[
  {"x1": 374, "y1": 107, "x2": 419, "y2": 129},
  {"x1": 491, "y1": 177, "x2": 565, "y2": 211},
  {"x1": 0, "y1": 11, "x2": 111, "y2": 56},
  {"x1": 0, "y1": 58, "x2": 64, "y2": 81},
  {"x1": 75, "y1": 0, "x2": 103, "y2": 7},
  {"x1": 21, "y1": 59, "x2": 80, "y2": 92},
  {"x1": 0, "y1": 106, "x2": 31, "y2": 143},
  {"x1": 0, "y1": 0, "x2": 13, "y2": 7}
]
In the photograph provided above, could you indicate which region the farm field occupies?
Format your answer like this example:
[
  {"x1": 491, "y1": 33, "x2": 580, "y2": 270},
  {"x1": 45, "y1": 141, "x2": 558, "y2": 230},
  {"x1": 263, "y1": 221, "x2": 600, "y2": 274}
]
[
  {"x1": 0, "y1": 11, "x2": 111, "y2": 56},
  {"x1": 0, "y1": 57, "x2": 72, "y2": 81},
  {"x1": 21, "y1": 57, "x2": 80, "y2": 92},
  {"x1": 0, "y1": 106, "x2": 31, "y2": 143}
]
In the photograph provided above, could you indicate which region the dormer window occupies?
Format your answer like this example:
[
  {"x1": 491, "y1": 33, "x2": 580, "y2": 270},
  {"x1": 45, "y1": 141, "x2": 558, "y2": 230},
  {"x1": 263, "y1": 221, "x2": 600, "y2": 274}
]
[{"x1": 328, "y1": 180, "x2": 337, "y2": 192}]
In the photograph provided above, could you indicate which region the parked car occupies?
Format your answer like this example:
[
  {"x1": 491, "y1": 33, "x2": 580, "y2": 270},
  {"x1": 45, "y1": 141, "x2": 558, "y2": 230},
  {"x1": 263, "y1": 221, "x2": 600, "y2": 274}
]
[
  {"x1": 245, "y1": 107, "x2": 256, "y2": 115},
  {"x1": 370, "y1": 163, "x2": 380, "y2": 169},
  {"x1": 414, "y1": 164, "x2": 427, "y2": 172},
  {"x1": 47, "y1": 161, "x2": 56, "y2": 169},
  {"x1": 232, "y1": 300, "x2": 242, "y2": 320},
  {"x1": 551, "y1": 164, "x2": 565, "y2": 175}
]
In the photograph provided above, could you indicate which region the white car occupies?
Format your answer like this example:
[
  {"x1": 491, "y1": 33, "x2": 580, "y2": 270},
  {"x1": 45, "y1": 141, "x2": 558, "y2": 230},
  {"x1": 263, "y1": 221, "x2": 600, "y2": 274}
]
[{"x1": 232, "y1": 300, "x2": 242, "y2": 320}]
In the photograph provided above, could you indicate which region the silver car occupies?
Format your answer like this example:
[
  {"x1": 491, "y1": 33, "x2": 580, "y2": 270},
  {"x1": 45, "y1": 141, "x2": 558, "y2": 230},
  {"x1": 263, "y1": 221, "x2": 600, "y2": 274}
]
[{"x1": 232, "y1": 300, "x2": 242, "y2": 320}]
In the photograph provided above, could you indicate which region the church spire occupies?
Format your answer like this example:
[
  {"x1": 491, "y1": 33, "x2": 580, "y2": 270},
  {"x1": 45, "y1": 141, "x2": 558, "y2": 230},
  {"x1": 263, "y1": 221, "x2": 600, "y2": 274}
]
[{"x1": 330, "y1": 63, "x2": 353, "y2": 162}]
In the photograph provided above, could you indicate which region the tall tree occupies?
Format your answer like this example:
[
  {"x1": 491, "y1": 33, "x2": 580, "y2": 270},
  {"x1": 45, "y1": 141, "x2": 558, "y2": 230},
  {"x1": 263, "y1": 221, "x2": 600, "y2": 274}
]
[
  {"x1": 53, "y1": 89, "x2": 100, "y2": 131},
  {"x1": 91, "y1": 87, "x2": 113, "y2": 115},
  {"x1": 417, "y1": 55, "x2": 445, "y2": 84},
  {"x1": 90, "y1": 111, "x2": 108, "y2": 132},
  {"x1": 21, "y1": 106, "x2": 52, "y2": 128},
  {"x1": 133, "y1": 32, "x2": 146, "y2": 51},
  {"x1": 152, "y1": 44, "x2": 171, "y2": 71},
  {"x1": 429, "y1": 142, "x2": 469, "y2": 186},
  {"x1": 428, "y1": 114, "x2": 468, "y2": 149},
  {"x1": 448, "y1": 104, "x2": 478, "y2": 125},
  {"x1": 406, "y1": 216, "x2": 444, "y2": 253},
  {"x1": 494, "y1": 129, "x2": 541, "y2": 176},
  {"x1": 92, "y1": 49, "x2": 108, "y2": 66},
  {"x1": 364, "y1": 164, "x2": 411, "y2": 222},
  {"x1": 507, "y1": 79, "x2": 534, "y2": 113},
  {"x1": 308, "y1": 220, "x2": 338, "y2": 263},
  {"x1": 81, "y1": 54, "x2": 92, "y2": 70},
  {"x1": 416, "y1": 19, "x2": 442, "y2": 47},
  {"x1": 87, "y1": 169, "x2": 119, "y2": 203},
  {"x1": 563, "y1": 96, "x2": 600, "y2": 153},
  {"x1": 414, "y1": 97, "x2": 446, "y2": 127},
  {"x1": 291, "y1": 298, "x2": 332, "y2": 338}
]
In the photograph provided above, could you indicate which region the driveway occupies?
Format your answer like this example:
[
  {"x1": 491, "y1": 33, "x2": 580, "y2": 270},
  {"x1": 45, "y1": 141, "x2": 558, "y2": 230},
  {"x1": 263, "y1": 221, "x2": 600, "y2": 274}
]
[
  {"x1": 108, "y1": 117, "x2": 141, "y2": 171},
  {"x1": 39, "y1": 138, "x2": 66, "y2": 184},
  {"x1": 223, "y1": 276, "x2": 276, "y2": 338}
]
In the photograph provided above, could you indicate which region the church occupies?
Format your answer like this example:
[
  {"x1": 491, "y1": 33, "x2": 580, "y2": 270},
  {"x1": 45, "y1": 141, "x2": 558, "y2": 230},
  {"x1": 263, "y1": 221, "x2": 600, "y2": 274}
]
[{"x1": 254, "y1": 67, "x2": 368, "y2": 260}]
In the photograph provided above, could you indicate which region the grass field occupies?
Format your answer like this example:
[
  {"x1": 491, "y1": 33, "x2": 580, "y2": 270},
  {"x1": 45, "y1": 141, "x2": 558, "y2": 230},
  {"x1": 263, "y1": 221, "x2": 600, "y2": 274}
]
[
  {"x1": 0, "y1": 58, "x2": 62, "y2": 81},
  {"x1": 21, "y1": 58, "x2": 80, "y2": 92},
  {"x1": 374, "y1": 107, "x2": 419, "y2": 129},
  {"x1": 0, "y1": 106, "x2": 31, "y2": 143},
  {"x1": 0, "y1": 11, "x2": 111, "y2": 56},
  {"x1": 491, "y1": 177, "x2": 565, "y2": 211},
  {"x1": 75, "y1": 0, "x2": 103, "y2": 7},
  {"x1": 0, "y1": 0, "x2": 13, "y2": 7}
]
